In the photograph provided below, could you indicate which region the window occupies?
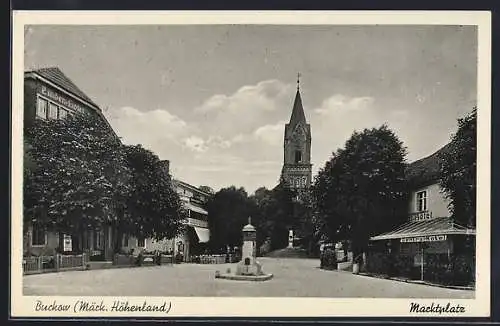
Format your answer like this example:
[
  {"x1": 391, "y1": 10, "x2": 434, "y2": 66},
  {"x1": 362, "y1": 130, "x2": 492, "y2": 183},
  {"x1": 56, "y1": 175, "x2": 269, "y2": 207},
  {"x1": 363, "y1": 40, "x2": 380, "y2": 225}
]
[
  {"x1": 123, "y1": 235, "x2": 129, "y2": 247},
  {"x1": 294, "y1": 150, "x2": 302, "y2": 163},
  {"x1": 416, "y1": 190, "x2": 427, "y2": 212},
  {"x1": 31, "y1": 225, "x2": 46, "y2": 246},
  {"x1": 48, "y1": 102, "x2": 58, "y2": 119},
  {"x1": 137, "y1": 237, "x2": 145, "y2": 248},
  {"x1": 36, "y1": 97, "x2": 48, "y2": 119},
  {"x1": 58, "y1": 107, "x2": 68, "y2": 119}
]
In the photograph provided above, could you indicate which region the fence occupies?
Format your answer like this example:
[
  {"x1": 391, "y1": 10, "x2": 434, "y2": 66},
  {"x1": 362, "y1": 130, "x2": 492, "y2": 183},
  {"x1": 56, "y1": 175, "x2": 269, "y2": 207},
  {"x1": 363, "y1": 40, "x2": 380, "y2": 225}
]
[
  {"x1": 23, "y1": 254, "x2": 88, "y2": 275},
  {"x1": 365, "y1": 251, "x2": 475, "y2": 286},
  {"x1": 189, "y1": 254, "x2": 237, "y2": 264}
]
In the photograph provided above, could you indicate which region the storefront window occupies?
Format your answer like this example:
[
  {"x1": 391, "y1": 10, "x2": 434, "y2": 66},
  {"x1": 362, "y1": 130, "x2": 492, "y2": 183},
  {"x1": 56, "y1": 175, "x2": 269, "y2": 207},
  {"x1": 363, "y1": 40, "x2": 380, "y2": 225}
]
[
  {"x1": 416, "y1": 190, "x2": 427, "y2": 212},
  {"x1": 36, "y1": 97, "x2": 48, "y2": 119}
]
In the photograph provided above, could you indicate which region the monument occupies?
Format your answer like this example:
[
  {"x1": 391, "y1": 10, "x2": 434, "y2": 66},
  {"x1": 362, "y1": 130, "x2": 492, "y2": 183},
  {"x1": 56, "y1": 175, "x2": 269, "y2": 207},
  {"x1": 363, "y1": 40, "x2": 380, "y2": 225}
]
[{"x1": 215, "y1": 217, "x2": 273, "y2": 281}]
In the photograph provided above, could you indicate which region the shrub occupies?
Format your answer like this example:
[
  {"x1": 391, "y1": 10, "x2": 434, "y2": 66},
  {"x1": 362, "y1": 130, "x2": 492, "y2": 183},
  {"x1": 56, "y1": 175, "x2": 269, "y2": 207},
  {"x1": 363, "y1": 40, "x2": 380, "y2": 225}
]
[{"x1": 320, "y1": 249, "x2": 337, "y2": 270}]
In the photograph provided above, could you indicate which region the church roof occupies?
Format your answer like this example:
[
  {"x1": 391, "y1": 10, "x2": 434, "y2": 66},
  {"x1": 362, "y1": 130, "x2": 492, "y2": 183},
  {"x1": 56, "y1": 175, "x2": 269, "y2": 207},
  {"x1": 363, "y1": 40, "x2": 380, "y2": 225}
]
[
  {"x1": 289, "y1": 90, "x2": 307, "y2": 126},
  {"x1": 25, "y1": 67, "x2": 100, "y2": 109}
]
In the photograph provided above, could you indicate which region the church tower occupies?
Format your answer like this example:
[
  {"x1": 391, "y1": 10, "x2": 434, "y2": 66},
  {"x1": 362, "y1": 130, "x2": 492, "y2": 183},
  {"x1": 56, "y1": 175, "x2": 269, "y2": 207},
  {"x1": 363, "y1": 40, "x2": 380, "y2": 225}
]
[{"x1": 280, "y1": 74, "x2": 312, "y2": 190}]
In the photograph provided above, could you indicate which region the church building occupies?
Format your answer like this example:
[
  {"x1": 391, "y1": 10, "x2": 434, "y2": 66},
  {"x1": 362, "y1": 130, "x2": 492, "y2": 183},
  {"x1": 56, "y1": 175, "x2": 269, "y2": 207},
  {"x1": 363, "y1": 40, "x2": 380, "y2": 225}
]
[{"x1": 280, "y1": 76, "x2": 312, "y2": 190}]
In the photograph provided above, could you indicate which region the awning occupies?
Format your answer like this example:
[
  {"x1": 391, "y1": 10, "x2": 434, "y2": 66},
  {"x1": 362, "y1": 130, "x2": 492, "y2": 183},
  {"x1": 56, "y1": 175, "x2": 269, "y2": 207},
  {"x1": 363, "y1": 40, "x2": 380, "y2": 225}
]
[
  {"x1": 370, "y1": 217, "x2": 476, "y2": 241},
  {"x1": 185, "y1": 203, "x2": 208, "y2": 215},
  {"x1": 193, "y1": 227, "x2": 210, "y2": 243}
]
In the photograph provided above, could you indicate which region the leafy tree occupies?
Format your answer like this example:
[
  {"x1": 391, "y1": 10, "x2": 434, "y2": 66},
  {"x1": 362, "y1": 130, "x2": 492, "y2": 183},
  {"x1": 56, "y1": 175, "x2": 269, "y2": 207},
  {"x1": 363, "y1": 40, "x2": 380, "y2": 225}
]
[
  {"x1": 206, "y1": 186, "x2": 256, "y2": 251},
  {"x1": 439, "y1": 108, "x2": 477, "y2": 229},
  {"x1": 24, "y1": 113, "x2": 131, "y2": 242},
  {"x1": 121, "y1": 144, "x2": 186, "y2": 248},
  {"x1": 312, "y1": 125, "x2": 408, "y2": 262}
]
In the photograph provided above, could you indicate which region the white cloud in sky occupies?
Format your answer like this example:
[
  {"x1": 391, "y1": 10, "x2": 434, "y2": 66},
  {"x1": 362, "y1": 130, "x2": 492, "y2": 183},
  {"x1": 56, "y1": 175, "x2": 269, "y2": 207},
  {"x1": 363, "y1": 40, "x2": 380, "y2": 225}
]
[{"x1": 105, "y1": 81, "x2": 429, "y2": 194}]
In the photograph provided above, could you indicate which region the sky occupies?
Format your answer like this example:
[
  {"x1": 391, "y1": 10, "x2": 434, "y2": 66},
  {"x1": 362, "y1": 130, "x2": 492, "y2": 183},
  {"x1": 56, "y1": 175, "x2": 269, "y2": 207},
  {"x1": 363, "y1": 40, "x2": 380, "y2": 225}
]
[{"x1": 24, "y1": 25, "x2": 477, "y2": 194}]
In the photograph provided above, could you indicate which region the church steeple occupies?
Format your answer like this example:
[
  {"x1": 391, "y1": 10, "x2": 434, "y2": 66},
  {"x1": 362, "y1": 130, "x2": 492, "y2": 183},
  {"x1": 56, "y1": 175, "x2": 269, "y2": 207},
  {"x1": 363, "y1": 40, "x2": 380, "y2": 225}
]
[
  {"x1": 289, "y1": 89, "x2": 307, "y2": 126},
  {"x1": 280, "y1": 74, "x2": 312, "y2": 190},
  {"x1": 289, "y1": 72, "x2": 307, "y2": 126}
]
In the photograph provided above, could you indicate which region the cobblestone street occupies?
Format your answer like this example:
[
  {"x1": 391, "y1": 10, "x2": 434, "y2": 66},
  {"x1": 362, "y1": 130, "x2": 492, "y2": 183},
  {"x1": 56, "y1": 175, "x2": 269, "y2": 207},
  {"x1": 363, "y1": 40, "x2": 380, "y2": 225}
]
[{"x1": 23, "y1": 257, "x2": 474, "y2": 298}]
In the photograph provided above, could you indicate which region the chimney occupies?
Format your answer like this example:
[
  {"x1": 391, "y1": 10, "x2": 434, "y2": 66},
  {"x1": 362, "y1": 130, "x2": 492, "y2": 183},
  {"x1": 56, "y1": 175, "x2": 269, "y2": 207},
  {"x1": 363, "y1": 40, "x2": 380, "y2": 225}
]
[{"x1": 160, "y1": 160, "x2": 170, "y2": 175}]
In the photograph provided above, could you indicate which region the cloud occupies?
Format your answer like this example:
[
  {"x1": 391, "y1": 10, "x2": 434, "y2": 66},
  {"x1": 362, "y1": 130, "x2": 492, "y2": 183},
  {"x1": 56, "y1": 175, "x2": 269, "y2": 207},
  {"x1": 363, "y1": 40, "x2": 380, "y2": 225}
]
[
  {"x1": 253, "y1": 121, "x2": 286, "y2": 147},
  {"x1": 104, "y1": 106, "x2": 189, "y2": 149},
  {"x1": 193, "y1": 79, "x2": 294, "y2": 138},
  {"x1": 195, "y1": 79, "x2": 292, "y2": 114},
  {"x1": 184, "y1": 136, "x2": 208, "y2": 153},
  {"x1": 314, "y1": 94, "x2": 375, "y2": 116}
]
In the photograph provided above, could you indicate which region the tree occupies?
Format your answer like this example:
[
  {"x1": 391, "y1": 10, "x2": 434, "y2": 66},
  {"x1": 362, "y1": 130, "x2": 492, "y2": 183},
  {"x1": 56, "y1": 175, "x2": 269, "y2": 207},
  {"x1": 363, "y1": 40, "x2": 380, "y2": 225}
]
[
  {"x1": 24, "y1": 113, "x2": 131, "y2": 241},
  {"x1": 312, "y1": 125, "x2": 408, "y2": 261},
  {"x1": 206, "y1": 186, "x2": 256, "y2": 251},
  {"x1": 439, "y1": 108, "x2": 477, "y2": 229},
  {"x1": 121, "y1": 144, "x2": 186, "y2": 248}
]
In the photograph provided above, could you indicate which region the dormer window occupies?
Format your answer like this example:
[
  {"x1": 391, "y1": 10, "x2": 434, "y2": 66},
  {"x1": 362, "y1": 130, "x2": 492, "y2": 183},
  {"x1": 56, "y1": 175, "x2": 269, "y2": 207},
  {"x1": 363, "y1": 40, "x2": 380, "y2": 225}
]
[{"x1": 416, "y1": 190, "x2": 428, "y2": 212}]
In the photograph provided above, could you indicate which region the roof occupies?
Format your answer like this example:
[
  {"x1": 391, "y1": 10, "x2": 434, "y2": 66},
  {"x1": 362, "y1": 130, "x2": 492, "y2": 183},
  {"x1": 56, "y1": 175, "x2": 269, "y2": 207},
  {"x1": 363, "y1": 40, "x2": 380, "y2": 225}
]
[
  {"x1": 243, "y1": 223, "x2": 256, "y2": 232},
  {"x1": 26, "y1": 67, "x2": 100, "y2": 109},
  {"x1": 289, "y1": 90, "x2": 307, "y2": 126},
  {"x1": 405, "y1": 143, "x2": 453, "y2": 187},
  {"x1": 370, "y1": 216, "x2": 475, "y2": 241}
]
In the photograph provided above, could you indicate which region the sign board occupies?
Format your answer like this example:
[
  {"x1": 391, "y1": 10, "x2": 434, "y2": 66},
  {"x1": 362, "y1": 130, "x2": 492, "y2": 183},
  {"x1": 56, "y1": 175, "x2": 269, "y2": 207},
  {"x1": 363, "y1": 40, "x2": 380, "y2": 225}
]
[
  {"x1": 400, "y1": 235, "x2": 447, "y2": 243},
  {"x1": 63, "y1": 234, "x2": 72, "y2": 252},
  {"x1": 409, "y1": 211, "x2": 433, "y2": 222},
  {"x1": 40, "y1": 85, "x2": 86, "y2": 113},
  {"x1": 187, "y1": 218, "x2": 208, "y2": 228}
]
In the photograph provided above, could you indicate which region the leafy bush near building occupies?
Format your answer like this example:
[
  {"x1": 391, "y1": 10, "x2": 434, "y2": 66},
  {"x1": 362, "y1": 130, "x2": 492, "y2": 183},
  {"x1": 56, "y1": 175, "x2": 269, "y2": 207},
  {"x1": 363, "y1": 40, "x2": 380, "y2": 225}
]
[{"x1": 320, "y1": 249, "x2": 337, "y2": 270}]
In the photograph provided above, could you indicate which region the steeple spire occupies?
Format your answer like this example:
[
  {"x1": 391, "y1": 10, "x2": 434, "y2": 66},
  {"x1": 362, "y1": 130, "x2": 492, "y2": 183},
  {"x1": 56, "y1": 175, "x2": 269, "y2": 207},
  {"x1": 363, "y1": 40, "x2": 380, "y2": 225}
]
[{"x1": 289, "y1": 74, "x2": 306, "y2": 126}]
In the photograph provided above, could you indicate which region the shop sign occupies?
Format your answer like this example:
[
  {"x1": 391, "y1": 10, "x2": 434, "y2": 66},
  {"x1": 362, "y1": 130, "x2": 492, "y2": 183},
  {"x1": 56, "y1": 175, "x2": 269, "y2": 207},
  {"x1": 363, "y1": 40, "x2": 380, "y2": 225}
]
[
  {"x1": 63, "y1": 234, "x2": 72, "y2": 252},
  {"x1": 401, "y1": 235, "x2": 447, "y2": 243},
  {"x1": 409, "y1": 211, "x2": 433, "y2": 222},
  {"x1": 40, "y1": 85, "x2": 86, "y2": 113}
]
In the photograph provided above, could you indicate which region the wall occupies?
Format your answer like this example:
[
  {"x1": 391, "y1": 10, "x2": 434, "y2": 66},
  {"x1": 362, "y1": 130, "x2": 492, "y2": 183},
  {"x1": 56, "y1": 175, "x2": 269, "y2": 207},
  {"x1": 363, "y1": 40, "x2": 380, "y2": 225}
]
[
  {"x1": 408, "y1": 183, "x2": 451, "y2": 217},
  {"x1": 25, "y1": 227, "x2": 60, "y2": 257}
]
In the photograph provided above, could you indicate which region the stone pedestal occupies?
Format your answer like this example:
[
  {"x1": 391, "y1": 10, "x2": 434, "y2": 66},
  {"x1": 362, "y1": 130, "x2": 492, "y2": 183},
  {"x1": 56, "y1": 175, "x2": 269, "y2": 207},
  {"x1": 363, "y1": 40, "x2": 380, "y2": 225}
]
[{"x1": 216, "y1": 217, "x2": 273, "y2": 281}]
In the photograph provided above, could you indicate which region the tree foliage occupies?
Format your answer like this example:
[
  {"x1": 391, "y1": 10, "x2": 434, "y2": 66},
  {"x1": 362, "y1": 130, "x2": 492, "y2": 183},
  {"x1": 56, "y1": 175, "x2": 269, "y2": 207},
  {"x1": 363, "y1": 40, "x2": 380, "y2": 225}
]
[
  {"x1": 206, "y1": 186, "x2": 257, "y2": 251},
  {"x1": 312, "y1": 124, "x2": 408, "y2": 258},
  {"x1": 24, "y1": 113, "x2": 185, "y2": 248},
  {"x1": 439, "y1": 108, "x2": 477, "y2": 228},
  {"x1": 123, "y1": 144, "x2": 186, "y2": 241},
  {"x1": 24, "y1": 113, "x2": 130, "y2": 235}
]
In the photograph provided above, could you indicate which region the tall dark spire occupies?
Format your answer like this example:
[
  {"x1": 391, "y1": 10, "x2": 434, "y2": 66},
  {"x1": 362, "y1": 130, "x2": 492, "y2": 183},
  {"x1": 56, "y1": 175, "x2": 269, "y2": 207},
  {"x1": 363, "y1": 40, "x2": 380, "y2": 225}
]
[{"x1": 289, "y1": 74, "x2": 306, "y2": 126}]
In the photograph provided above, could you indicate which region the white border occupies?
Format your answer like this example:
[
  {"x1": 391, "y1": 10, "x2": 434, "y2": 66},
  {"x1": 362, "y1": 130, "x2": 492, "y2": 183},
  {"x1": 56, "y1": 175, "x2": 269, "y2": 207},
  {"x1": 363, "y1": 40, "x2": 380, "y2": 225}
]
[{"x1": 11, "y1": 11, "x2": 491, "y2": 318}]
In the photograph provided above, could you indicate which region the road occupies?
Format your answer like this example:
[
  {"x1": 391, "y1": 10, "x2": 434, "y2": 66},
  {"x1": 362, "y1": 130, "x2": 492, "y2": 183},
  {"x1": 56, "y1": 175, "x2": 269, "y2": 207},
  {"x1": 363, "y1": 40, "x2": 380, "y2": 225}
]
[{"x1": 23, "y1": 257, "x2": 474, "y2": 298}]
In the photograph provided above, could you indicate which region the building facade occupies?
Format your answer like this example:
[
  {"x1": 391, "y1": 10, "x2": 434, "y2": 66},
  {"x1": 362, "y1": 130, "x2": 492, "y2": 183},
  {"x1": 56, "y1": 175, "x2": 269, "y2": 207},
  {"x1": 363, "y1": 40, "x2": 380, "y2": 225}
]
[
  {"x1": 369, "y1": 144, "x2": 476, "y2": 284},
  {"x1": 120, "y1": 177, "x2": 211, "y2": 262},
  {"x1": 280, "y1": 80, "x2": 312, "y2": 190},
  {"x1": 23, "y1": 67, "x2": 118, "y2": 259}
]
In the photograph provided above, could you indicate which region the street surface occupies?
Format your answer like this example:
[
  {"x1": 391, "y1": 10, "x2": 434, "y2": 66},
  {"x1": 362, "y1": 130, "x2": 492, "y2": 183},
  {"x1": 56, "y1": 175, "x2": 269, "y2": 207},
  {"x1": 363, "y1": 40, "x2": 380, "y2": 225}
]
[{"x1": 23, "y1": 257, "x2": 474, "y2": 298}]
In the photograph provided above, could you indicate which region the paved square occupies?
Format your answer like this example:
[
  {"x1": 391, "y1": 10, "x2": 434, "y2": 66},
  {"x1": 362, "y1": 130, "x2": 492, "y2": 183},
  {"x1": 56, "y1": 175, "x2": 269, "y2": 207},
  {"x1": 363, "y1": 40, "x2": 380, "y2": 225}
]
[{"x1": 23, "y1": 258, "x2": 474, "y2": 298}]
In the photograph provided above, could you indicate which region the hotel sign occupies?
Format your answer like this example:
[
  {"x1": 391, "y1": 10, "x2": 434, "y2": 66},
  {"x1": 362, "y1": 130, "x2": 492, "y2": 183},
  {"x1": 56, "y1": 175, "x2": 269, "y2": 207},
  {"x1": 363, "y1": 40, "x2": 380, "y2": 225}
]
[
  {"x1": 40, "y1": 85, "x2": 86, "y2": 113},
  {"x1": 409, "y1": 211, "x2": 433, "y2": 222},
  {"x1": 186, "y1": 218, "x2": 208, "y2": 228},
  {"x1": 401, "y1": 235, "x2": 447, "y2": 243}
]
